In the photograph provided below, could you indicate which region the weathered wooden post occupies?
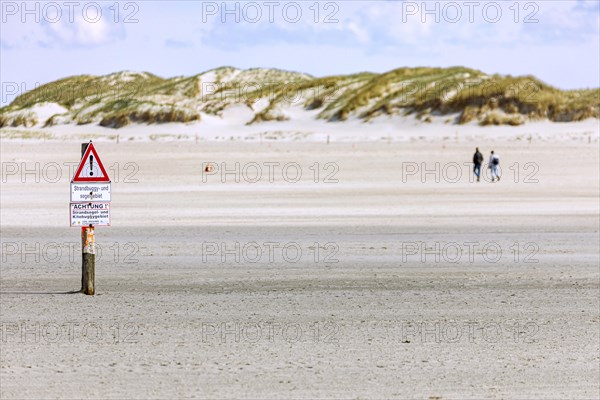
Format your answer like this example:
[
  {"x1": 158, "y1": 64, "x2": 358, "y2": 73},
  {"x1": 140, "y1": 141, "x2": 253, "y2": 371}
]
[
  {"x1": 81, "y1": 225, "x2": 95, "y2": 295},
  {"x1": 70, "y1": 141, "x2": 111, "y2": 296}
]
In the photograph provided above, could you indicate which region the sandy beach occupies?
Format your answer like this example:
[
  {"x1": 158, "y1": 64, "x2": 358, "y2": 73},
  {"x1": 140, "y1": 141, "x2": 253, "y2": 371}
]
[
  {"x1": 1, "y1": 129, "x2": 599, "y2": 398},
  {"x1": 2, "y1": 0, "x2": 599, "y2": 396}
]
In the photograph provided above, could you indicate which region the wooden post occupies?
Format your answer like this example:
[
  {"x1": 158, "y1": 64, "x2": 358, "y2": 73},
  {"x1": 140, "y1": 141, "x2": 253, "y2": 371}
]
[
  {"x1": 79, "y1": 142, "x2": 95, "y2": 295},
  {"x1": 81, "y1": 225, "x2": 95, "y2": 295}
]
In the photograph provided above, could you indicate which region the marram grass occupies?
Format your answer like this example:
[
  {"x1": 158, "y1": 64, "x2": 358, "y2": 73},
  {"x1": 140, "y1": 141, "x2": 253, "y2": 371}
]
[{"x1": 1, "y1": 67, "x2": 598, "y2": 128}]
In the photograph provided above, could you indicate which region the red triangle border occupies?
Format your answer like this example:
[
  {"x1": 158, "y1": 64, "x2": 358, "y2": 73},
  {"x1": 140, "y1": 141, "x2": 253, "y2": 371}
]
[{"x1": 72, "y1": 143, "x2": 111, "y2": 182}]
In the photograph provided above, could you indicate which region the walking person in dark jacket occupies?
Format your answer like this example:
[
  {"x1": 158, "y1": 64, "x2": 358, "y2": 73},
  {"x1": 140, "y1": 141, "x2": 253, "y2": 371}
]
[{"x1": 473, "y1": 147, "x2": 484, "y2": 182}]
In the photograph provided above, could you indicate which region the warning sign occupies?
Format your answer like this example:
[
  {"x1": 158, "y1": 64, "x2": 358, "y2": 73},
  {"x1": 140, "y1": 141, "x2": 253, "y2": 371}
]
[
  {"x1": 73, "y1": 143, "x2": 110, "y2": 182},
  {"x1": 70, "y1": 202, "x2": 111, "y2": 226}
]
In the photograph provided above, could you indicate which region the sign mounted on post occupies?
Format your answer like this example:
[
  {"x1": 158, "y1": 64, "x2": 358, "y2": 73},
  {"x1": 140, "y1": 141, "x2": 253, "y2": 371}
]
[
  {"x1": 71, "y1": 141, "x2": 111, "y2": 295},
  {"x1": 70, "y1": 141, "x2": 112, "y2": 229},
  {"x1": 70, "y1": 202, "x2": 111, "y2": 226},
  {"x1": 70, "y1": 182, "x2": 112, "y2": 202},
  {"x1": 72, "y1": 142, "x2": 110, "y2": 182}
]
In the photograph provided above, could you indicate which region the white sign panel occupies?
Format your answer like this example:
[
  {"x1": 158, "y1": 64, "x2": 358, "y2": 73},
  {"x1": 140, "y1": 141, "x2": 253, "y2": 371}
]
[
  {"x1": 70, "y1": 203, "x2": 111, "y2": 227},
  {"x1": 71, "y1": 183, "x2": 111, "y2": 202}
]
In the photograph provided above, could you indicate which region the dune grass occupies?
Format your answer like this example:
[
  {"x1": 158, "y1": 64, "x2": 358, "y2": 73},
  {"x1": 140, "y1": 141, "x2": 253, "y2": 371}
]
[{"x1": 1, "y1": 67, "x2": 598, "y2": 128}]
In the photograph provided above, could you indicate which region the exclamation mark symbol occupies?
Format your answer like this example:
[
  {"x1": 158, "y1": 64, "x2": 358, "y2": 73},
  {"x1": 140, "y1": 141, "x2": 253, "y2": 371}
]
[{"x1": 89, "y1": 155, "x2": 94, "y2": 176}]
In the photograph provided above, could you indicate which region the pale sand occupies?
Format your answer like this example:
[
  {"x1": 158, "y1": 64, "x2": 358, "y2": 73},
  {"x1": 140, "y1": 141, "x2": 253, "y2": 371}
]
[
  {"x1": 2, "y1": 114, "x2": 599, "y2": 143},
  {"x1": 0, "y1": 137, "x2": 599, "y2": 399}
]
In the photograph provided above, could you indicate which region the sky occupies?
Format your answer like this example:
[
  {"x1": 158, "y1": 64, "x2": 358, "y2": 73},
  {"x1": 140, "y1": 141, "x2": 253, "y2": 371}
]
[{"x1": 1, "y1": 0, "x2": 599, "y2": 105}]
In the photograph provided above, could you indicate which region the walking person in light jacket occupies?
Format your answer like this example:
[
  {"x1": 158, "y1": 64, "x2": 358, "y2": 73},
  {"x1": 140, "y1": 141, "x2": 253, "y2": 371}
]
[{"x1": 489, "y1": 150, "x2": 500, "y2": 182}]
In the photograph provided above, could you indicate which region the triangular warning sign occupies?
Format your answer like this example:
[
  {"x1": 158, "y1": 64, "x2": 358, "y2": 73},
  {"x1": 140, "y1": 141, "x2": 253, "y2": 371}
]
[{"x1": 72, "y1": 143, "x2": 110, "y2": 182}]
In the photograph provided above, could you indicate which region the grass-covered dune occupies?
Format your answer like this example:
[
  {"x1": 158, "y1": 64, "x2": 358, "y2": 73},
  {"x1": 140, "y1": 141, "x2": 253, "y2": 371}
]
[{"x1": 1, "y1": 66, "x2": 598, "y2": 129}]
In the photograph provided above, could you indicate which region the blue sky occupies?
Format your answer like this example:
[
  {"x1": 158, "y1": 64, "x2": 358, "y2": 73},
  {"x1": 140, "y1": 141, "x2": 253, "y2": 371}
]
[{"x1": 1, "y1": 0, "x2": 599, "y2": 105}]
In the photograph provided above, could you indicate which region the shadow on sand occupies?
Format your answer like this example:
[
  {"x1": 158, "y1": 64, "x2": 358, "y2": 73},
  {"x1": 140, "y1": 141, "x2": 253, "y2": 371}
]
[{"x1": 0, "y1": 290, "x2": 81, "y2": 295}]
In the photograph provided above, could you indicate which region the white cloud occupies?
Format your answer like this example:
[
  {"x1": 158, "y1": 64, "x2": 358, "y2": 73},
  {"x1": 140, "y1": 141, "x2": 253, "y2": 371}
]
[
  {"x1": 0, "y1": 2, "x2": 126, "y2": 48},
  {"x1": 346, "y1": 21, "x2": 371, "y2": 44},
  {"x1": 45, "y1": 15, "x2": 115, "y2": 46}
]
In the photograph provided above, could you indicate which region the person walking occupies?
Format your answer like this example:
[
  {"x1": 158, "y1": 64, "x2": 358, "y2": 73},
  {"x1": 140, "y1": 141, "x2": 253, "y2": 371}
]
[
  {"x1": 489, "y1": 150, "x2": 500, "y2": 182},
  {"x1": 473, "y1": 147, "x2": 484, "y2": 182}
]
